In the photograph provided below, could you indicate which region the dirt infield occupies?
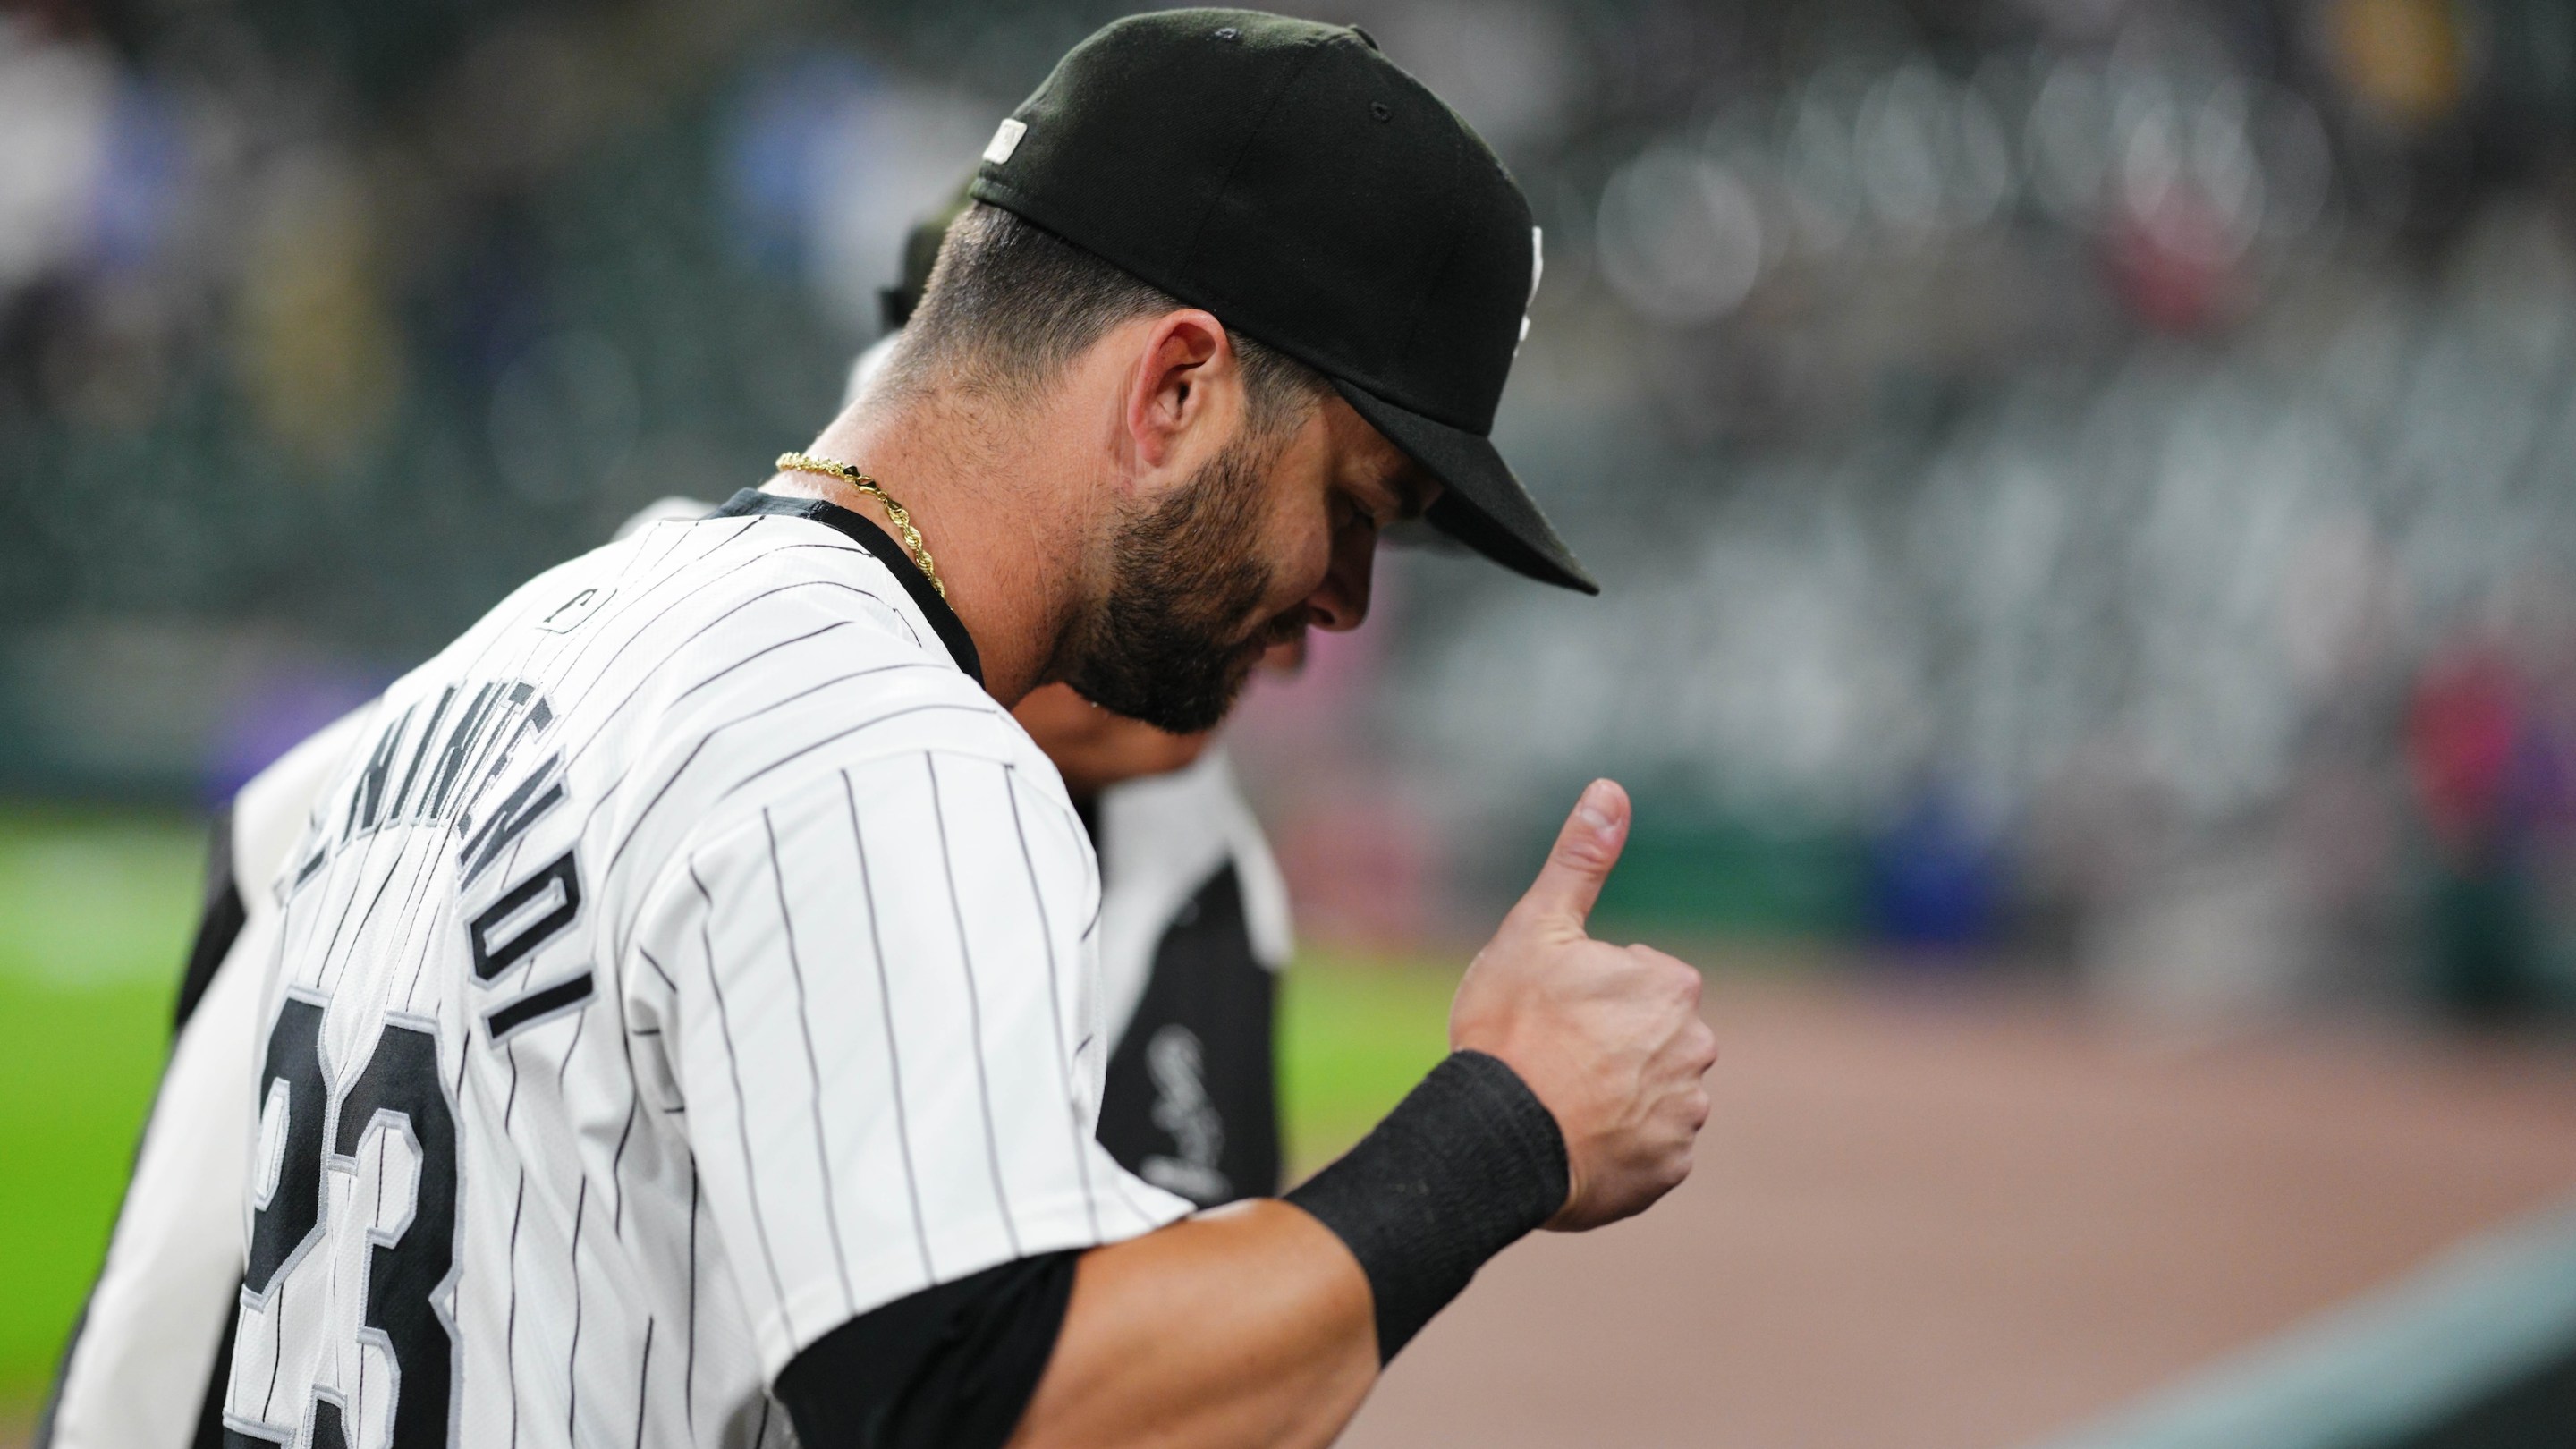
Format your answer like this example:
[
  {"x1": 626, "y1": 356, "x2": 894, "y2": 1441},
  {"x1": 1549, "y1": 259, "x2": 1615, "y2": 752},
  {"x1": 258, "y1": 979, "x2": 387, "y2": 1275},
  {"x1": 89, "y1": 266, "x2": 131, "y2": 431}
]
[{"x1": 1339, "y1": 974, "x2": 2576, "y2": 1449}]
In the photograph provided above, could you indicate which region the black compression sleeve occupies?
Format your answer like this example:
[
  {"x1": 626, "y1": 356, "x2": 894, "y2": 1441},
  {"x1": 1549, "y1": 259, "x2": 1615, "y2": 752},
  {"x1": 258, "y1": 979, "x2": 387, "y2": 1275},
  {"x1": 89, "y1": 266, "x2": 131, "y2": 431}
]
[
  {"x1": 1284, "y1": 1050, "x2": 1569, "y2": 1362},
  {"x1": 775, "y1": 1250, "x2": 1080, "y2": 1449}
]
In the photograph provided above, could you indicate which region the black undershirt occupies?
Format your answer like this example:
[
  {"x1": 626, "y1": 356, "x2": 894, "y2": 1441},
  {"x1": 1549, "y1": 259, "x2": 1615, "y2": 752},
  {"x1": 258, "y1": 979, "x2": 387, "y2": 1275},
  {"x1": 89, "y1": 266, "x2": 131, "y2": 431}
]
[{"x1": 774, "y1": 1251, "x2": 1082, "y2": 1449}]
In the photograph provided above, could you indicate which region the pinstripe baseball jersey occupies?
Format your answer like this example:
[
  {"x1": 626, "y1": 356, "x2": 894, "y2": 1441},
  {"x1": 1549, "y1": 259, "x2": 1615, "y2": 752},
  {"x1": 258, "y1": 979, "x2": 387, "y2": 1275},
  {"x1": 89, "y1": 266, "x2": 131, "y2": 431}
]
[{"x1": 215, "y1": 488, "x2": 1189, "y2": 1449}]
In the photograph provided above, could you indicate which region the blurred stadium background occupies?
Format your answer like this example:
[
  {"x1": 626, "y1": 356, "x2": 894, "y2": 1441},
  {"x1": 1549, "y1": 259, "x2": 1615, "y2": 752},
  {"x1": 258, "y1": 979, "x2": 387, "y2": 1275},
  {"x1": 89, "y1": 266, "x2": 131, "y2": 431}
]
[{"x1": 7, "y1": 0, "x2": 2576, "y2": 1443}]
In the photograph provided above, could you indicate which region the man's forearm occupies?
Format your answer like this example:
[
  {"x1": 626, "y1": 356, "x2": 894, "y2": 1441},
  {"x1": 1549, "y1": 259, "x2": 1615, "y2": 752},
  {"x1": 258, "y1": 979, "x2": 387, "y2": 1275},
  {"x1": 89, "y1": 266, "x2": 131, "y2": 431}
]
[
  {"x1": 1008, "y1": 1201, "x2": 1378, "y2": 1449},
  {"x1": 1009, "y1": 1046, "x2": 1580, "y2": 1448}
]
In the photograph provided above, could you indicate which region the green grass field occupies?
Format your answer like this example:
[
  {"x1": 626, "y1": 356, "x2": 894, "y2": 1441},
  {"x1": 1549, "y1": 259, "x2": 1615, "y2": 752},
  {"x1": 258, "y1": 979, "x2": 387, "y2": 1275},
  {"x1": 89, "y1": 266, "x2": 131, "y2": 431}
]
[
  {"x1": 0, "y1": 803, "x2": 1459, "y2": 1420},
  {"x1": 0, "y1": 805, "x2": 206, "y2": 1414},
  {"x1": 1276, "y1": 945, "x2": 1461, "y2": 1171}
]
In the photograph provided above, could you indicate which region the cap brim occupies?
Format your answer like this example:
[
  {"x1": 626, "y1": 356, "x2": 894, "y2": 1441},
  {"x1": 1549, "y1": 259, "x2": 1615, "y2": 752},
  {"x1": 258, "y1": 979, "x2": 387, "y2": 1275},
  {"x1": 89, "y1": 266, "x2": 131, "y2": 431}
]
[{"x1": 1333, "y1": 380, "x2": 1598, "y2": 595}]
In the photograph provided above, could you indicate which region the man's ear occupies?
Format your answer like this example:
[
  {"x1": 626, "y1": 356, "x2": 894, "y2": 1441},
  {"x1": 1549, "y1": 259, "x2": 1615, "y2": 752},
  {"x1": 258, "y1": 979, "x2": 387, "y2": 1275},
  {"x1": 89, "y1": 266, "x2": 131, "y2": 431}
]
[{"x1": 1124, "y1": 309, "x2": 1236, "y2": 470}]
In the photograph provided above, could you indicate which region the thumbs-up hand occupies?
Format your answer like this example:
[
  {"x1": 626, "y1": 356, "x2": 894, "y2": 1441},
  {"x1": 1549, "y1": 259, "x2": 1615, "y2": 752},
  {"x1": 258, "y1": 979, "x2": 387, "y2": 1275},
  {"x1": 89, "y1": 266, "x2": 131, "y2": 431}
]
[{"x1": 1450, "y1": 780, "x2": 1719, "y2": 1232}]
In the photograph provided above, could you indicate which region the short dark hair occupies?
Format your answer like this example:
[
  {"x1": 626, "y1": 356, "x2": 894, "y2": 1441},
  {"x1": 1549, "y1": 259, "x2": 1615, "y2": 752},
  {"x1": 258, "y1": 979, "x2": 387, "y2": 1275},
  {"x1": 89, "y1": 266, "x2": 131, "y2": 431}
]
[{"x1": 886, "y1": 203, "x2": 1326, "y2": 437}]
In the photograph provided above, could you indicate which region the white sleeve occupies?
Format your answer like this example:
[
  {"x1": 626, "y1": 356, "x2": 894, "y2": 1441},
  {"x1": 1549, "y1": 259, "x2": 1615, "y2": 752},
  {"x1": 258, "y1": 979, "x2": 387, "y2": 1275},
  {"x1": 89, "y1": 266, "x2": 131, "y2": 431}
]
[
  {"x1": 625, "y1": 748, "x2": 1191, "y2": 1377},
  {"x1": 43, "y1": 705, "x2": 376, "y2": 1449},
  {"x1": 41, "y1": 919, "x2": 267, "y2": 1449}
]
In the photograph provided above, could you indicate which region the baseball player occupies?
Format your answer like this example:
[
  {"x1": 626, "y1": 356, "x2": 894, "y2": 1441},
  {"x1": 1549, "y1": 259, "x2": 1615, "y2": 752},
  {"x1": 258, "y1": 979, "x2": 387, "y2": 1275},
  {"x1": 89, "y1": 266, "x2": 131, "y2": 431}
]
[
  {"x1": 34, "y1": 606, "x2": 1299, "y2": 1449},
  {"x1": 50, "y1": 14, "x2": 1716, "y2": 1449},
  {"x1": 36, "y1": 645, "x2": 1296, "y2": 1449},
  {"x1": 44, "y1": 330, "x2": 1300, "y2": 1449}
]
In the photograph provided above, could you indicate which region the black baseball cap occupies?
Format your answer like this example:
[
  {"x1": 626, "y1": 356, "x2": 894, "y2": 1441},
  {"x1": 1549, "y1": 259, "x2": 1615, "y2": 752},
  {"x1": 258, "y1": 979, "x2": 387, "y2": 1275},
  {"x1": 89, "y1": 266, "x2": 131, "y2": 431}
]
[{"x1": 969, "y1": 7, "x2": 1596, "y2": 594}]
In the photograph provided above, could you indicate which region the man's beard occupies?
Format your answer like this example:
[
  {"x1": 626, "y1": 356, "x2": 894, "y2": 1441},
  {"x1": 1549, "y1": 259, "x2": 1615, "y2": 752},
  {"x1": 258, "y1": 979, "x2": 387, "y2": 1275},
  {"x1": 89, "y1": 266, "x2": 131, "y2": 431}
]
[{"x1": 1063, "y1": 430, "x2": 1295, "y2": 734}]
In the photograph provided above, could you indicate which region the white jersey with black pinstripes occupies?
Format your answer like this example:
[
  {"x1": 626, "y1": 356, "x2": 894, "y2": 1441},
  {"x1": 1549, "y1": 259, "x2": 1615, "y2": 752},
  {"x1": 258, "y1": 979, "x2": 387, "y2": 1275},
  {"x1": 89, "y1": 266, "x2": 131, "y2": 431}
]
[{"x1": 218, "y1": 492, "x2": 1191, "y2": 1449}]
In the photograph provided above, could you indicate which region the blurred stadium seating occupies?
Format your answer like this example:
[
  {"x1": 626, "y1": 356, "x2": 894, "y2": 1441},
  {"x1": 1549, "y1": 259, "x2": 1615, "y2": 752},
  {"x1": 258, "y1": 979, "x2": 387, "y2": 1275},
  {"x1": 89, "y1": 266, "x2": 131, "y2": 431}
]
[{"x1": 10, "y1": 0, "x2": 2576, "y2": 1016}]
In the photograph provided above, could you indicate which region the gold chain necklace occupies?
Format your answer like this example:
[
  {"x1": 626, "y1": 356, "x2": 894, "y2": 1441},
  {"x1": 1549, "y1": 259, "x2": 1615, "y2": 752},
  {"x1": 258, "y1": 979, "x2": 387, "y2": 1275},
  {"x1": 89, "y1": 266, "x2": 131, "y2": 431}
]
[{"x1": 774, "y1": 452, "x2": 946, "y2": 599}]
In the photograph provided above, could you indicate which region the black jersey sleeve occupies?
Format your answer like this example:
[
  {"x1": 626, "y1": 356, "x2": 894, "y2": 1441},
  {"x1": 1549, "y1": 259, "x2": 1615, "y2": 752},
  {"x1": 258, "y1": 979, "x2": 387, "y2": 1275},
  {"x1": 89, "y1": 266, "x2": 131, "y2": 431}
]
[
  {"x1": 174, "y1": 803, "x2": 245, "y2": 1031},
  {"x1": 773, "y1": 1250, "x2": 1080, "y2": 1449},
  {"x1": 1094, "y1": 864, "x2": 1282, "y2": 1205}
]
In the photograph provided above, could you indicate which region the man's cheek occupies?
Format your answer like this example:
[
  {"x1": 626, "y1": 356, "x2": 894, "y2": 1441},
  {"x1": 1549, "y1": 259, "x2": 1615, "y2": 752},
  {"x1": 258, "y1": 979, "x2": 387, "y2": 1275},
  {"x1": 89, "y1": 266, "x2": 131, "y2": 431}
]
[{"x1": 1269, "y1": 509, "x2": 1337, "y2": 606}]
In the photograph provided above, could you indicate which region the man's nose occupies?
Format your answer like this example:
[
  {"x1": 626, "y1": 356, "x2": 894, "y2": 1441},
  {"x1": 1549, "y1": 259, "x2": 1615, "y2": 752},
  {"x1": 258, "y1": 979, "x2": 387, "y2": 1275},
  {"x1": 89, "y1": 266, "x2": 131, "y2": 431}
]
[{"x1": 1303, "y1": 525, "x2": 1377, "y2": 633}]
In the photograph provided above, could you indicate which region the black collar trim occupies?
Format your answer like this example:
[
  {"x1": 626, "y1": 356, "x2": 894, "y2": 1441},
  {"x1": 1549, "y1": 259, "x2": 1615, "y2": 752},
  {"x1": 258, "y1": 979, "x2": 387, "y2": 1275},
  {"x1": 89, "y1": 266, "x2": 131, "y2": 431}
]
[{"x1": 711, "y1": 488, "x2": 985, "y2": 686}]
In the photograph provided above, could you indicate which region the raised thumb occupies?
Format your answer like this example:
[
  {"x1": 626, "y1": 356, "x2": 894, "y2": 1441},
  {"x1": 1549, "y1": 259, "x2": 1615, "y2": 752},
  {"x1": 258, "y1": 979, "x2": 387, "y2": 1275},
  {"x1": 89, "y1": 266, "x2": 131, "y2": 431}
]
[{"x1": 1514, "y1": 779, "x2": 1630, "y2": 931}]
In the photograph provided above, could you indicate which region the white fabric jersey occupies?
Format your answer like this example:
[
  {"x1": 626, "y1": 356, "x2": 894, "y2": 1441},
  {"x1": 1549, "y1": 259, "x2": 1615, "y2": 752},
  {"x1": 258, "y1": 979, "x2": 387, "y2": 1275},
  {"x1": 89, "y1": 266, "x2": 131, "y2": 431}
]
[
  {"x1": 1092, "y1": 748, "x2": 1292, "y2": 1042},
  {"x1": 203, "y1": 496, "x2": 1187, "y2": 1449}
]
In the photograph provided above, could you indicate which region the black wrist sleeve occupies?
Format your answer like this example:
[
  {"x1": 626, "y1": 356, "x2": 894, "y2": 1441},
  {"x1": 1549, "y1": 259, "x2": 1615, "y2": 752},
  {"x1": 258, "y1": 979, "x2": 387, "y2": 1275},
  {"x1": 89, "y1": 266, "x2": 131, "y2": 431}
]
[{"x1": 1284, "y1": 1049, "x2": 1569, "y2": 1362}]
